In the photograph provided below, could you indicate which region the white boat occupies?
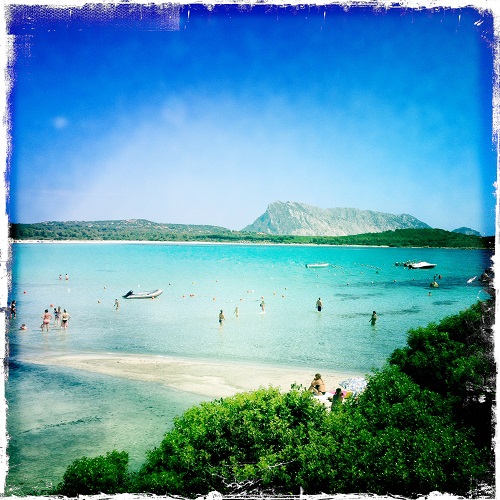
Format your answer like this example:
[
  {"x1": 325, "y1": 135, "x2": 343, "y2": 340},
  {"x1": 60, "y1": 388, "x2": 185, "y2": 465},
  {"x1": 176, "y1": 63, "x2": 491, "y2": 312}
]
[
  {"x1": 123, "y1": 289, "x2": 163, "y2": 299},
  {"x1": 305, "y1": 263, "x2": 329, "y2": 268},
  {"x1": 408, "y1": 261, "x2": 437, "y2": 270}
]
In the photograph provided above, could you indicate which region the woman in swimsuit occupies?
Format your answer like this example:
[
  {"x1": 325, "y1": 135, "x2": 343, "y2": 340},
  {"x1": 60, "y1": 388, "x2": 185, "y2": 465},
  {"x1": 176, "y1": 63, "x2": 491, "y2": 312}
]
[
  {"x1": 61, "y1": 309, "x2": 71, "y2": 330},
  {"x1": 308, "y1": 373, "x2": 326, "y2": 395},
  {"x1": 41, "y1": 309, "x2": 52, "y2": 332}
]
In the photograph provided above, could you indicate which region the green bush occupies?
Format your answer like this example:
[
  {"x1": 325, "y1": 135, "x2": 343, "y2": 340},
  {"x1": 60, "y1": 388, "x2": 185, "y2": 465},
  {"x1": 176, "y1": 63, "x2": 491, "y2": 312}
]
[
  {"x1": 133, "y1": 386, "x2": 329, "y2": 496},
  {"x1": 330, "y1": 367, "x2": 488, "y2": 495},
  {"x1": 389, "y1": 299, "x2": 495, "y2": 448},
  {"x1": 54, "y1": 450, "x2": 130, "y2": 496}
]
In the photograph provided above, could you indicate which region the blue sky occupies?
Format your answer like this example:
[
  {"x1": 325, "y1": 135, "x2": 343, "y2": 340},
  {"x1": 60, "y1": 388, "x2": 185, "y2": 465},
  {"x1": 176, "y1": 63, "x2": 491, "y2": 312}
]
[{"x1": 6, "y1": 4, "x2": 497, "y2": 235}]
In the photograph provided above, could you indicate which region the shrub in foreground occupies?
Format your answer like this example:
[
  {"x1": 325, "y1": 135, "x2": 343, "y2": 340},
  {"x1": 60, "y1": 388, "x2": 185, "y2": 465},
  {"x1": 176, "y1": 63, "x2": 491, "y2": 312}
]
[
  {"x1": 328, "y1": 367, "x2": 489, "y2": 496},
  {"x1": 54, "y1": 450, "x2": 130, "y2": 496},
  {"x1": 389, "y1": 299, "x2": 495, "y2": 449},
  {"x1": 133, "y1": 386, "x2": 328, "y2": 495}
]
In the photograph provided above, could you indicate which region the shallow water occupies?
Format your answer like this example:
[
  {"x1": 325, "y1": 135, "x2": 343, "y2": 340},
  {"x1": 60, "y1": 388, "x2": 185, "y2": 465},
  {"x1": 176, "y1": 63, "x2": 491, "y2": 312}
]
[{"x1": 5, "y1": 243, "x2": 493, "y2": 493}]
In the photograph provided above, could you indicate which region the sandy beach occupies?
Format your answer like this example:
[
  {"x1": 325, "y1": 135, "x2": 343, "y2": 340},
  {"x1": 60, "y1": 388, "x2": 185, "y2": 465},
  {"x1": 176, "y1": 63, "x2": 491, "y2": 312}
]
[{"x1": 20, "y1": 352, "x2": 363, "y2": 399}]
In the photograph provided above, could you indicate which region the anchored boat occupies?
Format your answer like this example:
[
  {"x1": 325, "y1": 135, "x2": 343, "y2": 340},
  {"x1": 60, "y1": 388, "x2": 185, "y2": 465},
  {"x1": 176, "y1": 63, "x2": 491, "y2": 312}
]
[
  {"x1": 407, "y1": 261, "x2": 437, "y2": 269},
  {"x1": 123, "y1": 289, "x2": 163, "y2": 299},
  {"x1": 305, "y1": 263, "x2": 329, "y2": 268}
]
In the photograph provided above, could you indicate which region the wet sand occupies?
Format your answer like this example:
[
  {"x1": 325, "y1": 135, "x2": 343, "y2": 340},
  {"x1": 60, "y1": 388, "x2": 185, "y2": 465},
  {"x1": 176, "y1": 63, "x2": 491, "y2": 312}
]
[{"x1": 20, "y1": 352, "x2": 363, "y2": 399}]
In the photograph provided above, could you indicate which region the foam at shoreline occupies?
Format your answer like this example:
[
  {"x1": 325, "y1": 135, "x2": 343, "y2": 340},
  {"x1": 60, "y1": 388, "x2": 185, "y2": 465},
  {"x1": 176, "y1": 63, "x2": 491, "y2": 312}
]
[{"x1": 20, "y1": 352, "x2": 363, "y2": 399}]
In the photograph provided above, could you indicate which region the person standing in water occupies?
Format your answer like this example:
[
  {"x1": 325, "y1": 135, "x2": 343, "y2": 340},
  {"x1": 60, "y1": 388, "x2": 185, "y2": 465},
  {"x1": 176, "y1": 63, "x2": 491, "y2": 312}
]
[
  {"x1": 219, "y1": 310, "x2": 225, "y2": 329},
  {"x1": 234, "y1": 306, "x2": 239, "y2": 318},
  {"x1": 41, "y1": 309, "x2": 52, "y2": 332},
  {"x1": 114, "y1": 299, "x2": 120, "y2": 310},
  {"x1": 316, "y1": 298, "x2": 323, "y2": 312},
  {"x1": 260, "y1": 299, "x2": 266, "y2": 312},
  {"x1": 61, "y1": 309, "x2": 71, "y2": 330},
  {"x1": 9, "y1": 300, "x2": 16, "y2": 319},
  {"x1": 369, "y1": 311, "x2": 377, "y2": 326},
  {"x1": 54, "y1": 307, "x2": 61, "y2": 327}
]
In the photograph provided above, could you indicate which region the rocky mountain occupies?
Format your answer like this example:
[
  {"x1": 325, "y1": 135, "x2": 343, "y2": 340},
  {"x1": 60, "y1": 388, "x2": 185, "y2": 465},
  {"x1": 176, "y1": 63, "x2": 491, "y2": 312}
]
[
  {"x1": 452, "y1": 227, "x2": 481, "y2": 237},
  {"x1": 242, "y1": 201, "x2": 432, "y2": 236}
]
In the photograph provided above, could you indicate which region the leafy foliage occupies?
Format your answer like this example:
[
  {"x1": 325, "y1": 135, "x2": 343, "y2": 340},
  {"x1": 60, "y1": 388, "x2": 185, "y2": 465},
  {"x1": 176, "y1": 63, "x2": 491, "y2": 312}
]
[
  {"x1": 132, "y1": 386, "x2": 329, "y2": 496},
  {"x1": 389, "y1": 300, "x2": 495, "y2": 448},
  {"x1": 54, "y1": 450, "x2": 130, "y2": 496},
  {"x1": 331, "y1": 367, "x2": 488, "y2": 495}
]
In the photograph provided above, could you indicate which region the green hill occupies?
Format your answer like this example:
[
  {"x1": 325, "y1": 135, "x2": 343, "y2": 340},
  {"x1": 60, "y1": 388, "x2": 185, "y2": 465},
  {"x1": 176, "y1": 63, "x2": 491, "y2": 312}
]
[{"x1": 9, "y1": 221, "x2": 493, "y2": 249}]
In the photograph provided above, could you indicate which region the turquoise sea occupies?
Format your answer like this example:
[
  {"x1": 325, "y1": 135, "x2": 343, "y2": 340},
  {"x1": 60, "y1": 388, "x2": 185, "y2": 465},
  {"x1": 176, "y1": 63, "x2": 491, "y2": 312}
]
[{"x1": 4, "y1": 243, "x2": 493, "y2": 494}]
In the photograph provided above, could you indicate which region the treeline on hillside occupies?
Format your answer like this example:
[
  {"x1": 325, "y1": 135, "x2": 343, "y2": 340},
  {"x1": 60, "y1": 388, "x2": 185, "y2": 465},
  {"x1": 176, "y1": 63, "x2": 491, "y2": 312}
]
[
  {"x1": 52, "y1": 299, "x2": 495, "y2": 498},
  {"x1": 9, "y1": 221, "x2": 493, "y2": 249}
]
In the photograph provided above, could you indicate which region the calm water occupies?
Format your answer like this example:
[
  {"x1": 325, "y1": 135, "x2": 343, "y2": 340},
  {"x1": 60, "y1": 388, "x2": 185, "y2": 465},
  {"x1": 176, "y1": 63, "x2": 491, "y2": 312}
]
[{"x1": 5, "y1": 243, "x2": 493, "y2": 494}]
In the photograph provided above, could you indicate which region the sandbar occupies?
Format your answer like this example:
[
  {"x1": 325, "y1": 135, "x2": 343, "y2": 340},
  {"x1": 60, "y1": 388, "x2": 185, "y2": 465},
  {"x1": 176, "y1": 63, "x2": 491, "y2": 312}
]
[{"x1": 20, "y1": 352, "x2": 364, "y2": 399}]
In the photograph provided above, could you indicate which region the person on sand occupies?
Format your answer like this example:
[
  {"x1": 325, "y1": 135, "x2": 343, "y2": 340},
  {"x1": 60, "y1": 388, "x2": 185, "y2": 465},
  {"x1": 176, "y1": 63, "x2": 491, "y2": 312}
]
[
  {"x1": 316, "y1": 297, "x2": 323, "y2": 312},
  {"x1": 41, "y1": 309, "x2": 52, "y2": 332},
  {"x1": 328, "y1": 387, "x2": 344, "y2": 407},
  {"x1": 369, "y1": 311, "x2": 377, "y2": 326},
  {"x1": 219, "y1": 310, "x2": 225, "y2": 329},
  {"x1": 61, "y1": 309, "x2": 71, "y2": 330},
  {"x1": 308, "y1": 373, "x2": 326, "y2": 396}
]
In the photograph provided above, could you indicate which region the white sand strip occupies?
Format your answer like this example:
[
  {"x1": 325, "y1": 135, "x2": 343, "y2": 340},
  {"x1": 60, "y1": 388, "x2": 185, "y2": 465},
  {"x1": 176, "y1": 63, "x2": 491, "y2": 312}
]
[{"x1": 19, "y1": 353, "x2": 364, "y2": 399}]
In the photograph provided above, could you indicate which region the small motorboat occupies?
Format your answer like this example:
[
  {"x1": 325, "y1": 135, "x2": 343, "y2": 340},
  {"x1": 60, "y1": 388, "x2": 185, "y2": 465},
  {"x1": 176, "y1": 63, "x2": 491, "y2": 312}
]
[
  {"x1": 408, "y1": 261, "x2": 437, "y2": 269},
  {"x1": 305, "y1": 263, "x2": 329, "y2": 268},
  {"x1": 123, "y1": 289, "x2": 163, "y2": 299}
]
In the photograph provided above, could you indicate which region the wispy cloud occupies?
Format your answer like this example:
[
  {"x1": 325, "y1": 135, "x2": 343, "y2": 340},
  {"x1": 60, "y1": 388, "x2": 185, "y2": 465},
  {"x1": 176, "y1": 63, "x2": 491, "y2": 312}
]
[{"x1": 52, "y1": 116, "x2": 68, "y2": 130}]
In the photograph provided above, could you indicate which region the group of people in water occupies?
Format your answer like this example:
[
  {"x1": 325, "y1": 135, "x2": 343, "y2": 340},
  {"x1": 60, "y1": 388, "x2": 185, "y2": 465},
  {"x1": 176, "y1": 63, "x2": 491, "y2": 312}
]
[
  {"x1": 8, "y1": 302, "x2": 71, "y2": 332},
  {"x1": 218, "y1": 296, "x2": 378, "y2": 328},
  {"x1": 5, "y1": 272, "x2": 73, "y2": 332},
  {"x1": 40, "y1": 306, "x2": 71, "y2": 332}
]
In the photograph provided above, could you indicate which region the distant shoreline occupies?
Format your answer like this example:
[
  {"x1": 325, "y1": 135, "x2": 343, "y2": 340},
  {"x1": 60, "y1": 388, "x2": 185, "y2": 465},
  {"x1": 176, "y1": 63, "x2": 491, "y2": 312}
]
[
  {"x1": 11, "y1": 238, "x2": 389, "y2": 247},
  {"x1": 9, "y1": 239, "x2": 491, "y2": 251}
]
